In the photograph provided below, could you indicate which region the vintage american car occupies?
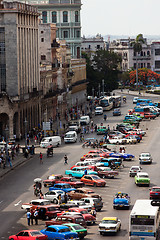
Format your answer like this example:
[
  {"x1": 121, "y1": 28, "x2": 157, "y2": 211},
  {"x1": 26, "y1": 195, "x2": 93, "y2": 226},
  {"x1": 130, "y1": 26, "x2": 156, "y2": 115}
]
[
  {"x1": 49, "y1": 183, "x2": 76, "y2": 193},
  {"x1": 80, "y1": 175, "x2": 106, "y2": 187},
  {"x1": 150, "y1": 186, "x2": 160, "y2": 200},
  {"x1": 43, "y1": 174, "x2": 63, "y2": 187},
  {"x1": 135, "y1": 172, "x2": 150, "y2": 186},
  {"x1": 63, "y1": 223, "x2": 87, "y2": 239},
  {"x1": 21, "y1": 199, "x2": 51, "y2": 210},
  {"x1": 113, "y1": 192, "x2": 130, "y2": 209},
  {"x1": 99, "y1": 217, "x2": 121, "y2": 235},
  {"x1": 55, "y1": 177, "x2": 84, "y2": 188},
  {"x1": 9, "y1": 230, "x2": 48, "y2": 240},
  {"x1": 139, "y1": 152, "x2": 152, "y2": 164},
  {"x1": 65, "y1": 167, "x2": 97, "y2": 178},
  {"x1": 108, "y1": 136, "x2": 126, "y2": 145},
  {"x1": 41, "y1": 225, "x2": 78, "y2": 240},
  {"x1": 96, "y1": 167, "x2": 118, "y2": 178},
  {"x1": 129, "y1": 166, "x2": 141, "y2": 177},
  {"x1": 67, "y1": 187, "x2": 101, "y2": 200},
  {"x1": 44, "y1": 190, "x2": 65, "y2": 203},
  {"x1": 97, "y1": 126, "x2": 107, "y2": 135}
]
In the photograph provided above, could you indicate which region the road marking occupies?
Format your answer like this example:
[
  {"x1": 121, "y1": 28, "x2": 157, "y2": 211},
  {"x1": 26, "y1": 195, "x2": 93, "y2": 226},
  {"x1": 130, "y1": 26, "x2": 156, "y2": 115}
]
[
  {"x1": 0, "y1": 200, "x2": 3, "y2": 204},
  {"x1": 14, "y1": 200, "x2": 22, "y2": 206}
]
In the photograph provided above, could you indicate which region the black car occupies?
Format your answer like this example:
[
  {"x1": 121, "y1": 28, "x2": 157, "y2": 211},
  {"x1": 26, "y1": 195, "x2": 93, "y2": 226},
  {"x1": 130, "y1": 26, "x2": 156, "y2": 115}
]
[{"x1": 113, "y1": 108, "x2": 121, "y2": 116}]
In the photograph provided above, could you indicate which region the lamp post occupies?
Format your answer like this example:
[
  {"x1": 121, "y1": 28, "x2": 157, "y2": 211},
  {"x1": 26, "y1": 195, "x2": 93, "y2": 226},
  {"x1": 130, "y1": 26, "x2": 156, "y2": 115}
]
[
  {"x1": 102, "y1": 79, "x2": 104, "y2": 97},
  {"x1": 98, "y1": 84, "x2": 100, "y2": 98},
  {"x1": 24, "y1": 118, "x2": 28, "y2": 149},
  {"x1": 5, "y1": 126, "x2": 9, "y2": 166},
  {"x1": 56, "y1": 107, "x2": 59, "y2": 135},
  {"x1": 92, "y1": 87, "x2": 94, "y2": 98}
]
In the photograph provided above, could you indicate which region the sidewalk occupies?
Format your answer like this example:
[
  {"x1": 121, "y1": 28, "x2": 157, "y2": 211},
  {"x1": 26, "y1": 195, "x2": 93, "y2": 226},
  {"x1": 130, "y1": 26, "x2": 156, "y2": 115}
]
[{"x1": 116, "y1": 89, "x2": 160, "y2": 98}]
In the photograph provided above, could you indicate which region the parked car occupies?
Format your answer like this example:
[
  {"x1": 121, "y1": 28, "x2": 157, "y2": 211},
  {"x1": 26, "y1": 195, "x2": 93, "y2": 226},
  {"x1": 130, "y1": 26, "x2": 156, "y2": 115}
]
[
  {"x1": 21, "y1": 199, "x2": 51, "y2": 210},
  {"x1": 129, "y1": 166, "x2": 141, "y2": 177},
  {"x1": 135, "y1": 172, "x2": 150, "y2": 186},
  {"x1": 150, "y1": 186, "x2": 160, "y2": 200},
  {"x1": 144, "y1": 113, "x2": 156, "y2": 119},
  {"x1": 125, "y1": 135, "x2": 137, "y2": 144},
  {"x1": 45, "y1": 215, "x2": 87, "y2": 228},
  {"x1": 97, "y1": 126, "x2": 107, "y2": 135},
  {"x1": 44, "y1": 190, "x2": 65, "y2": 203},
  {"x1": 65, "y1": 167, "x2": 97, "y2": 178},
  {"x1": 139, "y1": 152, "x2": 152, "y2": 164},
  {"x1": 80, "y1": 197, "x2": 103, "y2": 211},
  {"x1": 81, "y1": 175, "x2": 106, "y2": 187},
  {"x1": 43, "y1": 174, "x2": 63, "y2": 187},
  {"x1": 67, "y1": 188, "x2": 101, "y2": 200},
  {"x1": 67, "y1": 200, "x2": 92, "y2": 212},
  {"x1": 49, "y1": 183, "x2": 76, "y2": 193},
  {"x1": 9, "y1": 230, "x2": 48, "y2": 240},
  {"x1": 36, "y1": 205, "x2": 61, "y2": 220},
  {"x1": 108, "y1": 136, "x2": 126, "y2": 145},
  {"x1": 41, "y1": 225, "x2": 78, "y2": 240},
  {"x1": 133, "y1": 97, "x2": 139, "y2": 104},
  {"x1": 113, "y1": 192, "x2": 130, "y2": 209},
  {"x1": 95, "y1": 106, "x2": 103, "y2": 115},
  {"x1": 63, "y1": 223, "x2": 87, "y2": 239},
  {"x1": 99, "y1": 217, "x2": 121, "y2": 235},
  {"x1": 55, "y1": 177, "x2": 84, "y2": 188},
  {"x1": 96, "y1": 167, "x2": 118, "y2": 178},
  {"x1": 113, "y1": 108, "x2": 121, "y2": 116}
]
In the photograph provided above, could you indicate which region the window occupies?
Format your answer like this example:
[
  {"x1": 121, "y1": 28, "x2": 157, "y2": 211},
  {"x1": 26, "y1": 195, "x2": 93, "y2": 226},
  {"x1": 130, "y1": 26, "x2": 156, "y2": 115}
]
[
  {"x1": 41, "y1": 31, "x2": 44, "y2": 34},
  {"x1": 144, "y1": 63, "x2": 146, "y2": 67},
  {"x1": 42, "y1": 11, "x2": 47, "y2": 23},
  {"x1": 147, "y1": 63, "x2": 151, "y2": 68},
  {"x1": 141, "y1": 63, "x2": 143, "y2": 68},
  {"x1": 41, "y1": 55, "x2": 46, "y2": 60},
  {"x1": 63, "y1": 31, "x2": 68, "y2": 38},
  {"x1": 97, "y1": 45, "x2": 100, "y2": 49},
  {"x1": 41, "y1": 38, "x2": 44, "y2": 42},
  {"x1": 147, "y1": 51, "x2": 150, "y2": 56},
  {"x1": 63, "y1": 11, "x2": 68, "y2": 22},
  {"x1": 52, "y1": 11, "x2": 57, "y2": 23},
  {"x1": 75, "y1": 11, "x2": 79, "y2": 22},
  {"x1": 76, "y1": 30, "x2": 80, "y2": 38},
  {"x1": 155, "y1": 49, "x2": 160, "y2": 56},
  {"x1": 155, "y1": 61, "x2": 160, "y2": 69},
  {"x1": 134, "y1": 63, "x2": 136, "y2": 69},
  {"x1": 0, "y1": 27, "x2": 6, "y2": 92}
]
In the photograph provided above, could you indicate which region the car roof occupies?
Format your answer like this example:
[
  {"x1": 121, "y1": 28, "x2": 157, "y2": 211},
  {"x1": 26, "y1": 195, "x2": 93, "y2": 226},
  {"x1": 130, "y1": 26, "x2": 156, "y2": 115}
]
[
  {"x1": 47, "y1": 225, "x2": 69, "y2": 230},
  {"x1": 102, "y1": 217, "x2": 118, "y2": 221},
  {"x1": 65, "y1": 131, "x2": 77, "y2": 134},
  {"x1": 131, "y1": 166, "x2": 140, "y2": 168},
  {"x1": 31, "y1": 199, "x2": 49, "y2": 203},
  {"x1": 137, "y1": 172, "x2": 148, "y2": 175}
]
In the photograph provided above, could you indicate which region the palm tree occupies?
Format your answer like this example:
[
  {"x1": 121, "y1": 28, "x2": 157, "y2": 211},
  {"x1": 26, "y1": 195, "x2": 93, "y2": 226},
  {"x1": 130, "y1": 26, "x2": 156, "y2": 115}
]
[{"x1": 131, "y1": 34, "x2": 145, "y2": 93}]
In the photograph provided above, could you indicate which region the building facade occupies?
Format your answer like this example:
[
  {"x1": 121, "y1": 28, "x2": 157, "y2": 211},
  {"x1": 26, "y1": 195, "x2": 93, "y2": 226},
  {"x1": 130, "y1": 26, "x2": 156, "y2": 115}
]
[
  {"x1": 33, "y1": 0, "x2": 82, "y2": 58},
  {"x1": 151, "y1": 42, "x2": 160, "y2": 74},
  {"x1": 0, "y1": 1, "x2": 41, "y2": 138}
]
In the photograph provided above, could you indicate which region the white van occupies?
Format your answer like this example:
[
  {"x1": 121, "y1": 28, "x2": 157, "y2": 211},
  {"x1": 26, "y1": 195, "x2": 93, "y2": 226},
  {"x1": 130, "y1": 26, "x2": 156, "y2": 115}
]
[
  {"x1": 40, "y1": 136, "x2": 61, "y2": 148},
  {"x1": 80, "y1": 115, "x2": 90, "y2": 125},
  {"x1": 64, "y1": 131, "x2": 77, "y2": 143}
]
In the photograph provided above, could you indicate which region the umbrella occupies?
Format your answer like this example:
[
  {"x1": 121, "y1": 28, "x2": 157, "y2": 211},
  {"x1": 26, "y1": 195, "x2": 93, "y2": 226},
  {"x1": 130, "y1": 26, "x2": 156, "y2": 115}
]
[{"x1": 34, "y1": 178, "x2": 42, "y2": 183}]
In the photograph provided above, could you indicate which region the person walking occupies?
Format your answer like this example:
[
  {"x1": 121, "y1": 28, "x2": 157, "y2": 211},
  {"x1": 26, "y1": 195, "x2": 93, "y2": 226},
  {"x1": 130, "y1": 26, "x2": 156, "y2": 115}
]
[
  {"x1": 34, "y1": 208, "x2": 39, "y2": 225},
  {"x1": 26, "y1": 210, "x2": 31, "y2": 226},
  {"x1": 39, "y1": 152, "x2": 43, "y2": 164},
  {"x1": 64, "y1": 154, "x2": 68, "y2": 164},
  {"x1": 30, "y1": 209, "x2": 34, "y2": 225}
]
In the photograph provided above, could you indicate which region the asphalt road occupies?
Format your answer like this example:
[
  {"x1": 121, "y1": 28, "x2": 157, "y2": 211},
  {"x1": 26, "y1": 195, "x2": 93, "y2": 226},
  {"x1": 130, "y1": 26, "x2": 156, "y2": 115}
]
[{"x1": 0, "y1": 92, "x2": 160, "y2": 239}]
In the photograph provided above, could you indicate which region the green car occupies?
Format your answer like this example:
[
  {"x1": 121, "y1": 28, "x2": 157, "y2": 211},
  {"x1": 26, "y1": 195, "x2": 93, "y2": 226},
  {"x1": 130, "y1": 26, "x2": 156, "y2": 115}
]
[
  {"x1": 97, "y1": 126, "x2": 107, "y2": 135},
  {"x1": 135, "y1": 172, "x2": 150, "y2": 186},
  {"x1": 63, "y1": 223, "x2": 87, "y2": 239}
]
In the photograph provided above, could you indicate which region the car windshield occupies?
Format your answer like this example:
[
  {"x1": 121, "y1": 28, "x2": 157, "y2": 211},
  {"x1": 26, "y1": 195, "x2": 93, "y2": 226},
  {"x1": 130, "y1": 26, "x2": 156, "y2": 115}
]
[
  {"x1": 75, "y1": 218, "x2": 84, "y2": 223},
  {"x1": 80, "y1": 210, "x2": 88, "y2": 214},
  {"x1": 30, "y1": 231, "x2": 43, "y2": 236},
  {"x1": 72, "y1": 225, "x2": 84, "y2": 230},
  {"x1": 139, "y1": 175, "x2": 148, "y2": 178},
  {"x1": 58, "y1": 228, "x2": 70, "y2": 233},
  {"x1": 92, "y1": 176, "x2": 101, "y2": 180},
  {"x1": 141, "y1": 154, "x2": 150, "y2": 157},
  {"x1": 65, "y1": 134, "x2": 74, "y2": 138},
  {"x1": 102, "y1": 220, "x2": 117, "y2": 224},
  {"x1": 152, "y1": 188, "x2": 160, "y2": 192},
  {"x1": 63, "y1": 184, "x2": 71, "y2": 188}
]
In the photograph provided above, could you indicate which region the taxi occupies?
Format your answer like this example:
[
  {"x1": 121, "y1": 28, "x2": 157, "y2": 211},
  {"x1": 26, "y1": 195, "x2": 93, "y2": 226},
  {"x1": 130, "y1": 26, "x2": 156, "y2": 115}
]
[{"x1": 99, "y1": 217, "x2": 121, "y2": 235}]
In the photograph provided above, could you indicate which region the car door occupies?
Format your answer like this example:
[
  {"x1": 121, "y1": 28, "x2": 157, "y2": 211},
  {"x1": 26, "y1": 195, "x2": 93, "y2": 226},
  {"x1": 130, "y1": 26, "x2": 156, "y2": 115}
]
[
  {"x1": 14, "y1": 231, "x2": 26, "y2": 240},
  {"x1": 84, "y1": 176, "x2": 92, "y2": 186},
  {"x1": 45, "y1": 227, "x2": 57, "y2": 239}
]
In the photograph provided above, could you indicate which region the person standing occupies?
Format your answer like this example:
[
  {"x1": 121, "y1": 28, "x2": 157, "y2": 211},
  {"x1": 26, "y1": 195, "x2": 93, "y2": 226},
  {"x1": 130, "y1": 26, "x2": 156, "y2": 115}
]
[
  {"x1": 39, "y1": 152, "x2": 43, "y2": 164},
  {"x1": 26, "y1": 210, "x2": 31, "y2": 226},
  {"x1": 34, "y1": 208, "x2": 39, "y2": 225},
  {"x1": 64, "y1": 155, "x2": 68, "y2": 164},
  {"x1": 30, "y1": 209, "x2": 34, "y2": 225}
]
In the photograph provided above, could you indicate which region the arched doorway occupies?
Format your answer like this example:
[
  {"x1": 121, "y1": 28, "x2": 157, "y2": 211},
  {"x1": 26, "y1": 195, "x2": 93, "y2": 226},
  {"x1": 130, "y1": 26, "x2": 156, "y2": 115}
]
[{"x1": 0, "y1": 113, "x2": 9, "y2": 137}]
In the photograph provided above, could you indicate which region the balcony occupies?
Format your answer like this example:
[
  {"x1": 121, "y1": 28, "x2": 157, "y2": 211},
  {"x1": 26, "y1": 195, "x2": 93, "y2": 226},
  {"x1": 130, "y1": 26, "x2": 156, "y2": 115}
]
[
  {"x1": 56, "y1": 22, "x2": 80, "y2": 27},
  {"x1": 133, "y1": 55, "x2": 151, "y2": 60}
]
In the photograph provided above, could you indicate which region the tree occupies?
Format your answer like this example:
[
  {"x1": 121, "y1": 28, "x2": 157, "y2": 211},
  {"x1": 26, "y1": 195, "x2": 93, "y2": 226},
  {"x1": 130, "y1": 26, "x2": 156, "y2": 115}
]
[
  {"x1": 129, "y1": 68, "x2": 160, "y2": 85},
  {"x1": 82, "y1": 50, "x2": 122, "y2": 96},
  {"x1": 130, "y1": 34, "x2": 145, "y2": 91}
]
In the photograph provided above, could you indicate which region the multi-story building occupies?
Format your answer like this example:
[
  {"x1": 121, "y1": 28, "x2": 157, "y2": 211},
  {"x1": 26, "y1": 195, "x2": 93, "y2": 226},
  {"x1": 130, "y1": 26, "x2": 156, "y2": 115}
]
[
  {"x1": 151, "y1": 41, "x2": 160, "y2": 74},
  {"x1": 33, "y1": 0, "x2": 82, "y2": 58},
  {"x1": 0, "y1": 1, "x2": 40, "y2": 137},
  {"x1": 109, "y1": 37, "x2": 151, "y2": 72}
]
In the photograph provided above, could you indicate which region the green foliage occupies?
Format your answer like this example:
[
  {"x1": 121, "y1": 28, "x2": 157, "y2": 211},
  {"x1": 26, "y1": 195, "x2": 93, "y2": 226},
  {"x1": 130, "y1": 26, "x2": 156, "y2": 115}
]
[
  {"x1": 82, "y1": 50, "x2": 122, "y2": 95},
  {"x1": 130, "y1": 34, "x2": 145, "y2": 54}
]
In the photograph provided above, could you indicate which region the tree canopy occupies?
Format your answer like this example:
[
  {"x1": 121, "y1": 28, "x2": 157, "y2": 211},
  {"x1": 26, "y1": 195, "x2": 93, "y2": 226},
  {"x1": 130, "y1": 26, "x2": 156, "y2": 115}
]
[
  {"x1": 82, "y1": 50, "x2": 122, "y2": 96},
  {"x1": 129, "y1": 68, "x2": 160, "y2": 85}
]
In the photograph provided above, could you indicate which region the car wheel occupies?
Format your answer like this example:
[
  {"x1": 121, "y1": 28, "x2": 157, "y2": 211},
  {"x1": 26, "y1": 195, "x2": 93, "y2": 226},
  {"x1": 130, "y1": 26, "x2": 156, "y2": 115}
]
[
  {"x1": 113, "y1": 206, "x2": 116, "y2": 209},
  {"x1": 94, "y1": 182, "x2": 97, "y2": 187},
  {"x1": 53, "y1": 199, "x2": 58, "y2": 204},
  {"x1": 57, "y1": 143, "x2": 59, "y2": 147},
  {"x1": 69, "y1": 174, "x2": 72, "y2": 177},
  {"x1": 119, "y1": 225, "x2": 121, "y2": 231}
]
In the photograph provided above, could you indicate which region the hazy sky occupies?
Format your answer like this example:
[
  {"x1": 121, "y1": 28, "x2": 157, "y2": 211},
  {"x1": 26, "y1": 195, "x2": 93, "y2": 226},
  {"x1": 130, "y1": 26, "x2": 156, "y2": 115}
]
[{"x1": 81, "y1": 0, "x2": 160, "y2": 37}]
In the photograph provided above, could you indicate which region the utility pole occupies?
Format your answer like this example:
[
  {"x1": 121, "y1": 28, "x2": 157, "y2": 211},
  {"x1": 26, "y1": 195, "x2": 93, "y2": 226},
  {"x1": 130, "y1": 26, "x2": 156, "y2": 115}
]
[
  {"x1": 92, "y1": 87, "x2": 94, "y2": 98},
  {"x1": 24, "y1": 118, "x2": 28, "y2": 148},
  {"x1": 98, "y1": 84, "x2": 100, "y2": 98},
  {"x1": 102, "y1": 79, "x2": 104, "y2": 97},
  {"x1": 56, "y1": 107, "x2": 59, "y2": 135}
]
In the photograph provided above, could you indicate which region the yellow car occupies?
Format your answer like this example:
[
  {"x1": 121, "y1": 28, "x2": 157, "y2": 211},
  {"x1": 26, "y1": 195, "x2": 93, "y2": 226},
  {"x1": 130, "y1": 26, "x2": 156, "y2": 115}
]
[{"x1": 99, "y1": 217, "x2": 121, "y2": 235}]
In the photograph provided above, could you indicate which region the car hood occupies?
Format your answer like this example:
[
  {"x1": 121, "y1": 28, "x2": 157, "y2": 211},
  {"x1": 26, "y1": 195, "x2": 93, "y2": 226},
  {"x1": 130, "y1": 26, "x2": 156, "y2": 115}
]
[
  {"x1": 99, "y1": 223, "x2": 117, "y2": 228},
  {"x1": 114, "y1": 198, "x2": 129, "y2": 204}
]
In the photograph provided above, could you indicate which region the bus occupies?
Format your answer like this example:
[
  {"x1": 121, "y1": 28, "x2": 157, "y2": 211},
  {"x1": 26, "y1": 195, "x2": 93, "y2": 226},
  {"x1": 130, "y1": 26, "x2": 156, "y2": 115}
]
[
  {"x1": 129, "y1": 199, "x2": 160, "y2": 240},
  {"x1": 112, "y1": 96, "x2": 121, "y2": 108},
  {"x1": 99, "y1": 96, "x2": 113, "y2": 111}
]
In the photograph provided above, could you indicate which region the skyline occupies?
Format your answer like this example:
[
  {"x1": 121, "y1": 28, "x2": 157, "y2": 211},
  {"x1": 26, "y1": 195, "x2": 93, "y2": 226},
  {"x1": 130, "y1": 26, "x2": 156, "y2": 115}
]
[{"x1": 81, "y1": 0, "x2": 160, "y2": 38}]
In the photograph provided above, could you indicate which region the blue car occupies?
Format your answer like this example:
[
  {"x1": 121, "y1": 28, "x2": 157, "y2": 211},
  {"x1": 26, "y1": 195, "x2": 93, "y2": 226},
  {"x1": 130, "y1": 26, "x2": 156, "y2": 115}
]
[
  {"x1": 113, "y1": 192, "x2": 130, "y2": 209},
  {"x1": 49, "y1": 183, "x2": 76, "y2": 193},
  {"x1": 109, "y1": 152, "x2": 135, "y2": 161},
  {"x1": 41, "y1": 225, "x2": 78, "y2": 240}
]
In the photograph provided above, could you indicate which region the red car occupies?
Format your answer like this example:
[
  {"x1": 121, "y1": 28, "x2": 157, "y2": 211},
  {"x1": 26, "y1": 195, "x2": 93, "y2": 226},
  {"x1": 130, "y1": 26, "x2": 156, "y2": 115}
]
[
  {"x1": 81, "y1": 175, "x2": 106, "y2": 187},
  {"x1": 43, "y1": 174, "x2": 63, "y2": 187},
  {"x1": 144, "y1": 113, "x2": 156, "y2": 119},
  {"x1": 87, "y1": 150, "x2": 108, "y2": 158},
  {"x1": 80, "y1": 153, "x2": 102, "y2": 161},
  {"x1": 55, "y1": 177, "x2": 84, "y2": 188},
  {"x1": 9, "y1": 230, "x2": 48, "y2": 240},
  {"x1": 150, "y1": 187, "x2": 160, "y2": 199}
]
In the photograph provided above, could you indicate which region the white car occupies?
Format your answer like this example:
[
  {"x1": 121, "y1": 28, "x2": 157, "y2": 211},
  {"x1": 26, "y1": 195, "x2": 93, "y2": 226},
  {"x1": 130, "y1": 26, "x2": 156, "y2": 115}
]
[
  {"x1": 44, "y1": 190, "x2": 65, "y2": 203},
  {"x1": 95, "y1": 107, "x2": 103, "y2": 115},
  {"x1": 129, "y1": 166, "x2": 141, "y2": 177},
  {"x1": 21, "y1": 199, "x2": 51, "y2": 210},
  {"x1": 67, "y1": 200, "x2": 92, "y2": 212},
  {"x1": 139, "y1": 152, "x2": 152, "y2": 164},
  {"x1": 99, "y1": 217, "x2": 121, "y2": 235},
  {"x1": 125, "y1": 136, "x2": 137, "y2": 144},
  {"x1": 133, "y1": 97, "x2": 139, "y2": 104},
  {"x1": 108, "y1": 136, "x2": 126, "y2": 145}
]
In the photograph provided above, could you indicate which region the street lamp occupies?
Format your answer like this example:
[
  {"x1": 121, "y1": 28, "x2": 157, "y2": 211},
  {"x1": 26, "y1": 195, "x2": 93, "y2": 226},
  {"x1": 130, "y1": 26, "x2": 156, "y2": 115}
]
[
  {"x1": 92, "y1": 87, "x2": 94, "y2": 98},
  {"x1": 98, "y1": 84, "x2": 100, "y2": 97},
  {"x1": 56, "y1": 107, "x2": 59, "y2": 135},
  {"x1": 24, "y1": 118, "x2": 28, "y2": 148},
  {"x1": 102, "y1": 79, "x2": 104, "y2": 97},
  {"x1": 5, "y1": 126, "x2": 9, "y2": 166}
]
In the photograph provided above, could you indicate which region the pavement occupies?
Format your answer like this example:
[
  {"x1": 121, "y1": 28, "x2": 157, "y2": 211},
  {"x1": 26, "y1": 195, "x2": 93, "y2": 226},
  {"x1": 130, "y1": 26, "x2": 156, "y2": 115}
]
[{"x1": 1, "y1": 89, "x2": 159, "y2": 179}]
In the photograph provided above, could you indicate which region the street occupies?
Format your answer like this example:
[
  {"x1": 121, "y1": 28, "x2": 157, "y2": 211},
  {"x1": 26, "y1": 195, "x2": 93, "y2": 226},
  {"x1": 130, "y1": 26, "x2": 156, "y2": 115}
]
[{"x1": 0, "y1": 92, "x2": 160, "y2": 239}]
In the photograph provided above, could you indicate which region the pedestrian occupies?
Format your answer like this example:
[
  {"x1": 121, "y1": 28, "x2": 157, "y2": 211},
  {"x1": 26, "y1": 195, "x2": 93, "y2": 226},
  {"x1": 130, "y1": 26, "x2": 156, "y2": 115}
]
[
  {"x1": 84, "y1": 169, "x2": 88, "y2": 175},
  {"x1": 39, "y1": 152, "x2": 43, "y2": 164},
  {"x1": 26, "y1": 210, "x2": 31, "y2": 226},
  {"x1": 94, "y1": 124, "x2": 97, "y2": 132},
  {"x1": 90, "y1": 207, "x2": 96, "y2": 217},
  {"x1": 64, "y1": 192, "x2": 68, "y2": 204},
  {"x1": 58, "y1": 194, "x2": 62, "y2": 204},
  {"x1": 8, "y1": 155, "x2": 13, "y2": 169},
  {"x1": 30, "y1": 209, "x2": 34, "y2": 225},
  {"x1": 34, "y1": 135, "x2": 37, "y2": 144},
  {"x1": 34, "y1": 208, "x2": 39, "y2": 225},
  {"x1": 64, "y1": 154, "x2": 68, "y2": 164}
]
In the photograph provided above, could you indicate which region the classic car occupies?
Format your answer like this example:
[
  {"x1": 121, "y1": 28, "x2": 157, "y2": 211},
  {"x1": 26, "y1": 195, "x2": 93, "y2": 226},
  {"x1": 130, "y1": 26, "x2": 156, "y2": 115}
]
[
  {"x1": 45, "y1": 215, "x2": 87, "y2": 228},
  {"x1": 139, "y1": 152, "x2": 152, "y2": 164},
  {"x1": 97, "y1": 126, "x2": 107, "y2": 135},
  {"x1": 36, "y1": 205, "x2": 61, "y2": 220},
  {"x1": 80, "y1": 175, "x2": 106, "y2": 187},
  {"x1": 80, "y1": 197, "x2": 103, "y2": 211},
  {"x1": 63, "y1": 223, "x2": 87, "y2": 239},
  {"x1": 96, "y1": 157, "x2": 121, "y2": 167},
  {"x1": 108, "y1": 136, "x2": 126, "y2": 145},
  {"x1": 65, "y1": 167, "x2": 97, "y2": 178},
  {"x1": 49, "y1": 183, "x2": 76, "y2": 193},
  {"x1": 95, "y1": 106, "x2": 103, "y2": 115},
  {"x1": 9, "y1": 230, "x2": 48, "y2": 240},
  {"x1": 43, "y1": 174, "x2": 63, "y2": 187},
  {"x1": 143, "y1": 112, "x2": 156, "y2": 119},
  {"x1": 44, "y1": 190, "x2": 65, "y2": 203},
  {"x1": 150, "y1": 186, "x2": 160, "y2": 200},
  {"x1": 70, "y1": 162, "x2": 89, "y2": 170},
  {"x1": 113, "y1": 192, "x2": 130, "y2": 209},
  {"x1": 113, "y1": 108, "x2": 121, "y2": 116},
  {"x1": 99, "y1": 217, "x2": 121, "y2": 235},
  {"x1": 41, "y1": 225, "x2": 78, "y2": 240},
  {"x1": 96, "y1": 167, "x2": 118, "y2": 178},
  {"x1": 80, "y1": 153, "x2": 102, "y2": 161},
  {"x1": 135, "y1": 172, "x2": 150, "y2": 186},
  {"x1": 129, "y1": 166, "x2": 141, "y2": 177},
  {"x1": 67, "y1": 188, "x2": 101, "y2": 200},
  {"x1": 124, "y1": 135, "x2": 138, "y2": 144},
  {"x1": 21, "y1": 199, "x2": 51, "y2": 210},
  {"x1": 109, "y1": 152, "x2": 135, "y2": 161},
  {"x1": 55, "y1": 177, "x2": 84, "y2": 188}
]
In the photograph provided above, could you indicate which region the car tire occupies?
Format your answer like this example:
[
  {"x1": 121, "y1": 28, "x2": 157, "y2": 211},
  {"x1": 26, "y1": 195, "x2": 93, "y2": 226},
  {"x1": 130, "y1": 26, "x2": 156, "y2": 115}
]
[
  {"x1": 119, "y1": 225, "x2": 121, "y2": 231},
  {"x1": 69, "y1": 174, "x2": 72, "y2": 177},
  {"x1": 53, "y1": 199, "x2": 58, "y2": 204},
  {"x1": 113, "y1": 206, "x2": 116, "y2": 209},
  {"x1": 57, "y1": 143, "x2": 59, "y2": 147}
]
